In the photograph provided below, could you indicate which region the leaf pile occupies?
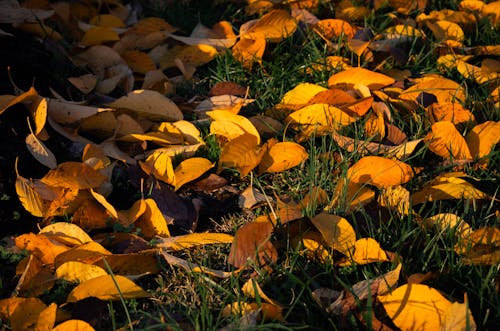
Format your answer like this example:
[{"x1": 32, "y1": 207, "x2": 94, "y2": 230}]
[{"x1": 0, "y1": 0, "x2": 499, "y2": 330}]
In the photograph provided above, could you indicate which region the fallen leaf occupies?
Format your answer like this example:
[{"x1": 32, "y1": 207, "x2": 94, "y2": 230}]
[
  {"x1": 67, "y1": 274, "x2": 150, "y2": 302},
  {"x1": 347, "y1": 156, "x2": 414, "y2": 188},
  {"x1": 258, "y1": 141, "x2": 308, "y2": 173},
  {"x1": 328, "y1": 67, "x2": 395, "y2": 90},
  {"x1": 55, "y1": 261, "x2": 108, "y2": 283},
  {"x1": 218, "y1": 133, "x2": 263, "y2": 177},
  {"x1": 310, "y1": 213, "x2": 356, "y2": 256}
]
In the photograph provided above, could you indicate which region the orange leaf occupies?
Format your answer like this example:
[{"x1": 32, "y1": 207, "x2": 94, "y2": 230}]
[
  {"x1": 328, "y1": 67, "x2": 395, "y2": 90},
  {"x1": 424, "y1": 121, "x2": 472, "y2": 160},
  {"x1": 218, "y1": 133, "x2": 263, "y2": 177},
  {"x1": 81, "y1": 26, "x2": 120, "y2": 46},
  {"x1": 240, "y1": 9, "x2": 297, "y2": 42},
  {"x1": 313, "y1": 19, "x2": 355, "y2": 39},
  {"x1": 232, "y1": 37, "x2": 266, "y2": 70},
  {"x1": 134, "y1": 198, "x2": 170, "y2": 239},
  {"x1": 174, "y1": 157, "x2": 214, "y2": 191},
  {"x1": 52, "y1": 320, "x2": 95, "y2": 331},
  {"x1": 352, "y1": 238, "x2": 388, "y2": 264},
  {"x1": 258, "y1": 141, "x2": 308, "y2": 173},
  {"x1": 347, "y1": 156, "x2": 414, "y2": 188},
  {"x1": 67, "y1": 275, "x2": 150, "y2": 302},
  {"x1": 41, "y1": 161, "x2": 107, "y2": 190},
  {"x1": 310, "y1": 213, "x2": 356, "y2": 256},
  {"x1": 465, "y1": 121, "x2": 500, "y2": 158}
]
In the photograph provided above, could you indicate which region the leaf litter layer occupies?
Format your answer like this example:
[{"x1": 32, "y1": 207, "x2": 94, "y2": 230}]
[{"x1": 0, "y1": 0, "x2": 499, "y2": 330}]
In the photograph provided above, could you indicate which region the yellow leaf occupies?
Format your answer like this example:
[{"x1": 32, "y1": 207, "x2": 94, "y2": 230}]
[
  {"x1": 424, "y1": 121, "x2": 472, "y2": 160},
  {"x1": 258, "y1": 141, "x2": 308, "y2": 173},
  {"x1": 313, "y1": 19, "x2": 355, "y2": 39},
  {"x1": 173, "y1": 120, "x2": 203, "y2": 144},
  {"x1": 0, "y1": 297, "x2": 46, "y2": 331},
  {"x1": 426, "y1": 20, "x2": 465, "y2": 41},
  {"x1": 90, "y1": 189, "x2": 118, "y2": 219},
  {"x1": 465, "y1": 121, "x2": 500, "y2": 158},
  {"x1": 218, "y1": 133, "x2": 263, "y2": 177},
  {"x1": 39, "y1": 222, "x2": 93, "y2": 246},
  {"x1": 16, "y1": 233, "x2": 69, "y2": 265},
  {"x1": 347, "y1": 156, "x2": 414, "y2": 188},
  {"x1": 174, "y1": 157, "x2": 214, "y2": 190},
  {"x1": 157, "y1": 232, "x2": 234, "y2": 251},
  {"x1": 52, "y1": 320, "x2": 95, "y2": 331},
  {"x1": 139, "y1": 150, "x2": 175, "y2": 185},
  {"x1": 400, "y1": 76, "x2": 466, "y2": 103},
  {"x1": 207, "y1": 110, "x2": 261, "y2": 144},
  {"x1": 328, "y1": 179, "x2": 375, "y2": 211},
  {"x1": 15, "y1": 175, "x2": 46, "y2": 217},
  {"x1": 456, "y1": 227, "x2": 500, "y2": 265},
  {"x1": 378, "y1": 284, "x2": 453, "y2": 330},
  {"x1": 441, "y1": 298, "x2": 477, "y2": 331},
  {"x1": 81, "y1": 26, "x2": 120, "y2": 46},
  {"x1": 117, "y1": 199, "x2": 147, "y2": 226},
  {"x1": 352, "y1": 238, "x2": 388, "y2": 264},
  {"x1": 48, "y1": 99, "x2": 111, "y2": 124},
  {"x1": 328, "y1": 67, "x2": 395, "y2": 90},
  {"x1": 41, "y1": 161, "x2": 107, "y2": 190},
  {"x1": 482, "y1": 1, "x2": 500, "y2": 27},
  {"x1": 423, "y1": 213, "x2": 472, "y2": 240},
  {"x1": 281, "y1": 83, "x2": 327, "y2": 105},
  {"x1": 122, "y1": 50, "x2": 156, "y2": 74},
  {"x1": 135, "y1": 198, "x2": 170, "y2": 239},
  {"x1": 231, "y1": 37, "x2": 266, "y2": 69},
  {"x1": 285, "y1": 103, "x2": 356, "y2": 135},
  {"x1": 108, "y1": 89, "x2": 183, "y2": 122},
  {"x1": 377, "y1": 185, "x2": 411, "y2": 215},
  {"x1": 364, "y1": 112, "x2": 385, "y2": 142},
  {"x1": 54, "y1": 241, "x2": 111, "y2": 268},
  {"x1": 411, "y1": 174, "x2": 490, "y2": 205},
  {"x1": 210, "y1": 119, "x2": 248, "y2": 141},
  {"x1": 67, "y1": 274, "x2": 149, "y2": 302},
  {"x1": 34, "y1": 302, "x2": 57, "y2": 331},
  {"x1": 0, "y1": 86, "x2": 39, "y2": 115},
  {"x1": 240, "y1": 9, "x2": 297, "y2": 42},
  {"x1": 426, "y1": 102, "x2": 475, "y2": 124},
  {"x1": 89, "y1": 14, "x2": 125, "y2": 28},
  {"x1": 32, "y1": 97, "x2": 47, "y2": 135},
  {"x1": 310, "y1": 213, "x2": 356, "y2": 256},
  {"x1": 55, "y1": 261, "x2": 107, "y2": 283}
]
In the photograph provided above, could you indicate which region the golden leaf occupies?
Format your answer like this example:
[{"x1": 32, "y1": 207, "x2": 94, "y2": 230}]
[
  {"x1": 139, "y1": 150, "x2": 175, "y2": 185},
  {"x1": 41, "y1": 162, "x2": 106, "y2": 190},
  {"x1": 157, "y1": 233, "x2": 234, "y2": 251},
  {"x1": 161, "y1": 250, "x2": 238, "y2": 278},
  {"x1": 347, "y1": 156, "x2": 414, "y2": 188},
  {"x1": 426, "y1": 102, "x2": 475, "y2": 124},
  {"x1": 52, "y1": 320, "x2": 95, "y2": 331},
  {"x1": 285, "y1": 103, "x2": 356, "y2": 134},
  {"x1": 90, "y1": 14, "x2": 125, "y2": 27},
  {"x1": 81, "y1": 26, "x2": 120, "y2": 46},
  {"x1": 34, "y1": 302, "x2": 57, "y2": 331},
  {"x1": 242, "y1": 278, "x2": 280, "y2": 305},
  {"x1": 0, "y1": 86, "x2": 38, "y2": 115},
  {"x1": 313, "y1": 19, "x2": 355, "y2": 39},
  {"x1": 258, "y1": 141, "x2": 308, "y2": 173},
  {"x1": 465, "y1": 121, "x2": 500, "y2": 158},
  {"x1": 207, "y1": 110, "x2": 261, "y2": 144},
  {"x1": 232, "y1": 37, "x2": 266, "y2": 70},
  {"x1": 352, "y1": 238, "x2": 388, "y2": 264},
  {"x1": 400, "y1": 76, "x2": 466, "y2": 103},
  {"x1": 90, "y1": 189, "x2": 118, "y2": 219},
  {"x1": 54, "y1": 241, "x2": 111, "y2": 268},
  {"x1": 218, "y1": 133, "x2": 263, "y2": 177},
  {"x1": 424, "y1": 121, "x2": 472, "y2": 160},
  {"x1": 310, "y1": 213, "x2": 356, "y2": 256},
  {"x1": 0, "y1": 297, "x2": 46, "y2": 331},
  {"x1": 411, "y1": 174, "x2": 490, "y2": 205},
  {"x1": 108, "y1": 89, "x2": 183, "y2": 121},
  {"x1": 15, "y1": 175, "x2": 46, "y2": 217},
  {"x1": 174, "y1": 157, "x2": 214, "y2": 190},
  {"x1": 67, "y1": 275, "x2": 150, "y2": 302},
  {"x1": 134, "y1": 198, "x2": 170, "y2": 239},
  {"x1": 240, "y1": 9, "x2": 297, "y2": 42},
  {"x1": 122, "y1": 50, "x2": 156, "y2": 74},
  {"x1": 55, "y1": 261, "x2": 107, "y2": 283},
  {"x1": 328, "y1": 67, "x2": 395, "y2": 90},
  {"x1": 441, "y1": 298, "x2": 477, "y2": 331},
  {"x1": 426, "y1": 20, "x2": 465, "y2": 41},
  {"x1": 39, "y1": 222, "x2": 93, "y2": 246},
  {"x1": 92, "y1": 253, "x2": 160, "y2": 276},
  {"x1": 281, "y1": 83, "x2": 327, "y2": 106},
  {"x1": 15, "y1": 233, "x2": 69, "y2": 265},
  {"x1": 378, "y1": 284, "x2": 453, "y2": 330}
]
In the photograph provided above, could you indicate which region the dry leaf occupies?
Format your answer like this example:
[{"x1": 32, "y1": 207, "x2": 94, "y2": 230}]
[
  {"x1": 240, "y1": 9, "x2": 297, "y2": 42},
  {"x1": 310, "y1": 213, "x2": 356, "y2": 256},
  {"x1": 67, "y1": 275, "x2": 150, "y2": 302},
  {"x1": 328, "y1": 67, "x2": 395, "y2": 90},
  {"x1": 218, "y1": 133, "x2": 263, "y2": 177},
  {"x1": 347, "y1": 156, "x2": 414, "y2": 188},
  {"x1": 174, "y1": 157, "x2": 214, "y2": 191},
  {"x1": 258, "y1": 141, "x2": 308, "y2": 173},
  {"x1": 424, "y1": 121, "x2": 472, "y2": 160},
  {"x1": 465, "y1": 121, "x2": 500, "y2": 158}
]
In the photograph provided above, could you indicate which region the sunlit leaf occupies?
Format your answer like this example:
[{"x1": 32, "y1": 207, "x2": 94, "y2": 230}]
[
  {"x1": 328, "y1": 67, "x2": 395, "y2": 90},
  {"x1": 15, "y1": 233, "x2": 69, "y2": 265},
  {"x1": 34, "y1": 302, "x2": 57, "y2": 331},
  {"x1": 218, "y1": 133, "x2": 263, "y2": 177},
  {"x1": 426, "y1": 20, "x2": 464, "y2": 42},
  {"x1": 352, "y1": 238, "x2": 388, "y2": 264},
  {"x1": 347, "y1": 156, "x2": 414, "y2": 188},
  {"x1": 108, "y1": 89, "x2": 183, "y2": 121},
  {"x1": 54, "y1": 241, "x2": 111, "y2": 267},
  {"x1": 456, "y1": 227, "x2": 500, "y2": 265},
  {"x1": 313, "y1": 19, "x2": 355, "y2": 39},
  {"x1": 39, "y1": 222, "x2": 93, "y2": 246},
  {"x1": 161, "y1": 250, "x2": 239, "y2": 278},
  {"x1": 232, "y1": 37, "x2": 266, "y2": 69},
  {"x1": 15, "y1": 174, "x2": 46, "y2": 217},
  {"x1": 400, "y1": 76, "x2": 466, "y2": 103},
  {"x1": 134, "y1": 198, "x2": 171, "y2": 239},
  {"x1": 174, "y1": 157, "x2": 214, "y2": 190},
  {"x1": 426, "y1": 102, "x2": 475, "y2": 124},
  {"x1": 67, "y1": 274, "x2": 150, "y2": 302},
  {"x1": 0, "y1": 297, "x2": 46, "y2": 331},
  {"x1": 55, "y1": 261, "x2": 107, "y2": 282},
  {"x1": 424, "y1": 121, "x2": 472, "y2": 160},
  {"x1": 41, "y1": 161, "x2": 107, "y2": 190},
  {"x1": 441, "y1": 298, "x2": 477, "y2": 331},
  {"x1": 52, "y1": 320, "x2": 95, "y2": 331},
  {"x1": 207, "y1": 110, "x2": 261, "y2": 143},
  {"x1": 423, "y1": 213, "x2": 472, "y2": 240},
  {"x1": 157, "y1": 233, "x2": 233, "y2": 251},
  {"x1": 139, "y1": 150, "x2": 175, "y2": 185},
  {"x1": 310, "y1": 213, "x2": 356, "y2": 256},
  {"x1": 281, "y1": 83, "x2": 327, "y2": 105},
  {"x1": 411, "y1": 174, "x2": 490, "y2": 204},
  {"x1": 240, "y1": 9, "x2": 297, "y2": 42},
  {"x1": 378, "y1": 185, "x2": 411, "y2": 215},
  {"x1": 465, "y1": 121, "x2": 500, "y2": 158},
  {"x1": 242, "y1": 278, "x2": 280, "y2": 305},
  {"x1": 258, "y1": 141, "x2": 308, "y2": 173}
]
